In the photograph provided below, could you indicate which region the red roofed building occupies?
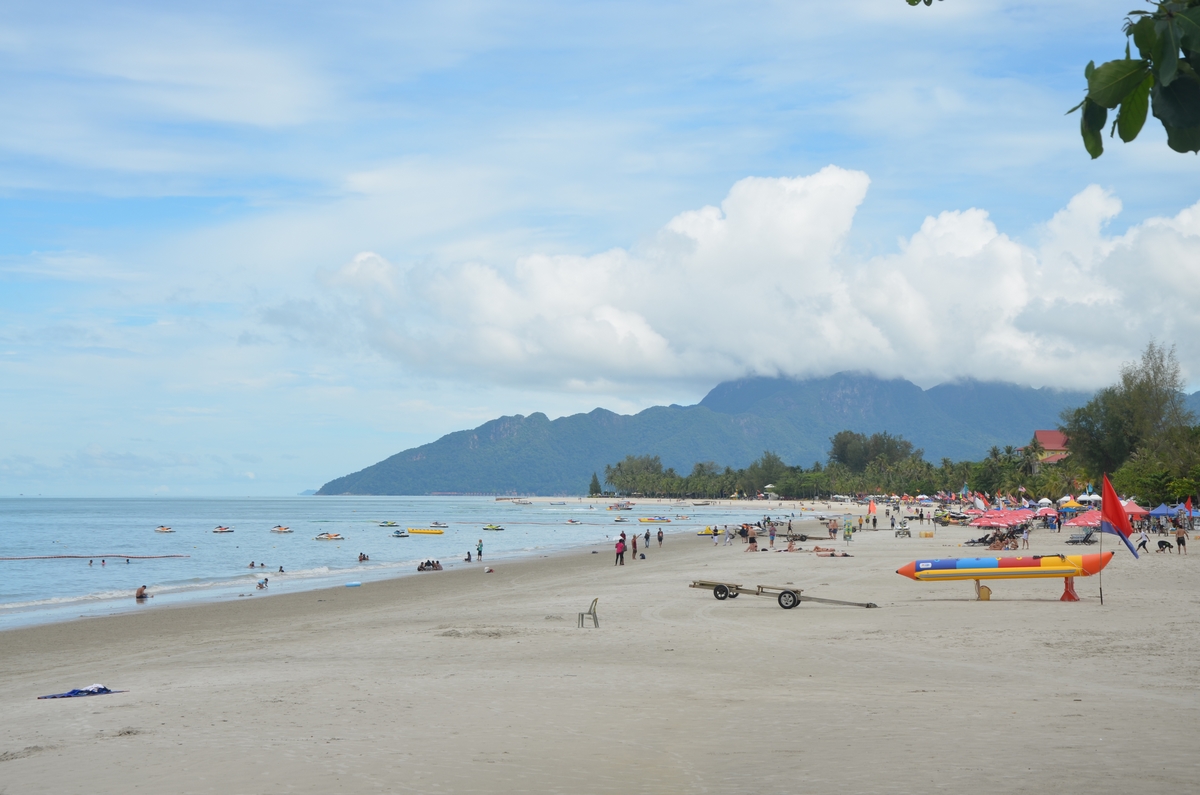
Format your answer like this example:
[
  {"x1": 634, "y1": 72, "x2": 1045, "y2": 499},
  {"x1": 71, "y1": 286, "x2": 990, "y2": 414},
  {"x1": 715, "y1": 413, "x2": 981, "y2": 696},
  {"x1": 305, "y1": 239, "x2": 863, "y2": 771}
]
[{"x1": 1032, "y1": 430, "x2": 1069, "y2": 465}]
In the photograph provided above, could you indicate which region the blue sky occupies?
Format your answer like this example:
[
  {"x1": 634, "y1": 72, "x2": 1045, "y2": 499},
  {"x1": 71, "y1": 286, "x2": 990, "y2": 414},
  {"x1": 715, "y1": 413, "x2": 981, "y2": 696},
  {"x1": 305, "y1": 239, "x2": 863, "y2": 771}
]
[{"x1": 3, "y1": 1, "x2": 1200, "y2": 496}]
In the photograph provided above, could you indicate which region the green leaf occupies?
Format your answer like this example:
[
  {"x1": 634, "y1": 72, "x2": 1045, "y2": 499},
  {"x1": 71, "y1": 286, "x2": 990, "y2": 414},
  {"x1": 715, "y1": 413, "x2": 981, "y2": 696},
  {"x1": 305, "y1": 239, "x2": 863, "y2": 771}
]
[
  {"x1": 1082, "y1": 98, "x2": 1108, "y2": 132},
  {"x1": 1087, "y1": 59, "x2": 1151, "y2": 108},
  {"x1": 1163, "y1": 121, "x2": 1200, "y2": 153},
  {"x1": 1152, "y1": 74, "x2": 1200, "y2": 128},
  {"x1": 1156, "y1": 19, "x2": 1181, "y2": 86},
  {"x1": 1081, "y1": 99, "x2": 1106, "y2": 158},
  {"x1": 1180, "y1": 9, "x2": 1200, "y2": 52},
  {"x1": 1117, "y1": 73, "x2": 1153, "y2": 142},
  {"x1": 1082, "y1": 121, "x2": 1104, "y2": 158},
  {"x1": 1085, "y1": 60, "x2": 1096, "y2": 80},
  {"x1": 1132, "y1": 17, "x2": 1157, "y2": 60}
]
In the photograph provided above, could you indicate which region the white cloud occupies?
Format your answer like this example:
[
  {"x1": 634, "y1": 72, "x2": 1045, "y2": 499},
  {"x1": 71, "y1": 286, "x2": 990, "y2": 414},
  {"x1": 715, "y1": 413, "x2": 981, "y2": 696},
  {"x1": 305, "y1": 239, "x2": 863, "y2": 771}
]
[{"x1": 300, "y1": 167, "x2": 1200, "y2": 391}]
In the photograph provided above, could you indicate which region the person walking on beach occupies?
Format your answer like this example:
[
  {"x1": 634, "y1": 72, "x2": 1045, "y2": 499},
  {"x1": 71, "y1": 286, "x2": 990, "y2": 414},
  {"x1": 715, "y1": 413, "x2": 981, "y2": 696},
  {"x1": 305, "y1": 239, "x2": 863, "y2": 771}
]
[
  {"x1": 872, "y1": 515, "x2": 877, "y2": 530},
  {"x1": 1136, "y1": 529, "x2": 1150, "y2": 554},
  {"x1": 1176, "y1": 524, "x2": 1188, "y2": 555},
  {"x1": 657, "y1": 528, "x2": 663, "y2": 547},
  {"x1": 1021, "y1": 527, "x2": 1030, "y2": 549},
  {"x1": 724, "y1": 525, "x2": 733, "y2": 545},
  {"x1": 615, "y1": 538, "x2": 625, "y2": 565},
  {"x1": 644, "y1": 529, "x2": 651, "y2": 550},
  {"x1": 631, "y1": 533, "x2": 638, "y2": 560},
  {"x1": 477, "y1": 539, "x2": 483, "y2": 562},
  {"x1": 769, "y1": 524, "x2": 776, "y2": 548}
]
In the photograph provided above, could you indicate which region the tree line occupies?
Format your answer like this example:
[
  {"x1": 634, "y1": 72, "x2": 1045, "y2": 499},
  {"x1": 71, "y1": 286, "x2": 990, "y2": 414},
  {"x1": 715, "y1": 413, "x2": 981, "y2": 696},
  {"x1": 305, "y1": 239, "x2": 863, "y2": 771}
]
[{"x1": 598, "y1": 343, "x2": 1200, "y2": 505}]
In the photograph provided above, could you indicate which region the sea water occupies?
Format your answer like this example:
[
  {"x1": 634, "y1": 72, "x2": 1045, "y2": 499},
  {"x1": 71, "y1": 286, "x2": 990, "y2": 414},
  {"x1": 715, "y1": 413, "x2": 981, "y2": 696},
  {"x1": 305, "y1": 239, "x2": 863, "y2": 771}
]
[{"x1": 0, "y1": 496, "x2": 807, "y2": 630}]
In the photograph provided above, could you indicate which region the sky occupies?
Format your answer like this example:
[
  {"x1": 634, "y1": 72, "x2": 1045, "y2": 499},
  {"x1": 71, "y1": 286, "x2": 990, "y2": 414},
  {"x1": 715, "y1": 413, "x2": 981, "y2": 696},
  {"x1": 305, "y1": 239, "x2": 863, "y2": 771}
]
[{"x1": 3, "y1": 0, "x2": 1200, "y2": 496}]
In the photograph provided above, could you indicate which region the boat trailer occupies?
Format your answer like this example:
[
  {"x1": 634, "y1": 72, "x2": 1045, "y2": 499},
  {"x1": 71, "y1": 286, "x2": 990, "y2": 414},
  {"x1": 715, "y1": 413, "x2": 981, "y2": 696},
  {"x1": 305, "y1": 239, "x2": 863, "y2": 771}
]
[{"x1": 689, "y1": 580, "x2": 878, "y2": 610}]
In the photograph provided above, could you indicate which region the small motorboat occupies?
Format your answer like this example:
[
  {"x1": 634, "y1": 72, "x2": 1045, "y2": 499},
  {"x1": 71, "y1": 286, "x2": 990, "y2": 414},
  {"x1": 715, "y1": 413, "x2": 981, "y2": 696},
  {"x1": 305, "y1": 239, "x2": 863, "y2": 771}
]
[
  {"x1": 430, "y1": 522, "x2": 448, "y2": 528},
  {"x1": 213, "y1": 526, "x2": 234, "y2": 533},
  {"x1": 379, "y1": 521, "x2": 399, "y2": 527},
  {"x1": 314, "y1": 532, "x2": 344, "y2": 541},
  {"x1": 155, "y1": 526, "x2": 174, "y2": 533},
  {"x1": 271, "y1": 525, "x2": 292, "y2": 533},
  {"x1": 483, "y1": 524, "x2": 505, "y2": 531},
  {"x1": 391, "y1": 529, "x2": 409, "y2": 538},
  {"x1": 675, "y1": 515, "x2": 691, "y2": 520},
  {"x1": 614, "y1": 517, "x2": 629, "y2": 523},
  {"x1": 512, "y1": 499, "x2": 533, "y2": 505},
  {"x1": 408, "y1": 528, "x2": 445, "y2": 535},
  {"x1": 566, "y1": 519, "x2": 582, "y2": 525},
  {"x1": 549, "y1": 501, "x2": 566, "y2": 505}
]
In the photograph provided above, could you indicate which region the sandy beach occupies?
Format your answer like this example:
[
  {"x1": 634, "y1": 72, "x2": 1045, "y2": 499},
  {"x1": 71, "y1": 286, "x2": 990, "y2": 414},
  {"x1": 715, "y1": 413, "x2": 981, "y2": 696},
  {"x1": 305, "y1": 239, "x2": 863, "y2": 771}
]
[{"x1": 2, "y1": 518, "x2": 1197, "y2": 794}]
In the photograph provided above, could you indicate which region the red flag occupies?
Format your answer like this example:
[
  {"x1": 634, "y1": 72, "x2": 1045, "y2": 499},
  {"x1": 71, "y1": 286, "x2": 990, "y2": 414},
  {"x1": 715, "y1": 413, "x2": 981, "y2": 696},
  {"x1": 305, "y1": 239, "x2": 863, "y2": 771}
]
[{"x1": 1099, "y1": 474, "x2": 1138, "y2": 558}]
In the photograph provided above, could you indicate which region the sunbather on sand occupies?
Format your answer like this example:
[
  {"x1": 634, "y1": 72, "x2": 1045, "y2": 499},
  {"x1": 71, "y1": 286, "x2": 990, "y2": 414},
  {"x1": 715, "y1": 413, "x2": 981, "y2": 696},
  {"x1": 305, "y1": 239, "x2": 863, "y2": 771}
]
[{"x1": 816, "y1": 551, "x2": 852, "y2": 557}]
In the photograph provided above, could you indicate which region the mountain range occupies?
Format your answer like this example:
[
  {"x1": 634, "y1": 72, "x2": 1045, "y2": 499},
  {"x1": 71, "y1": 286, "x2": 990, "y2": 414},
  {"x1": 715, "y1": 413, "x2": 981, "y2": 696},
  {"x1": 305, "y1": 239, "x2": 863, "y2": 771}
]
[{"x1": 318, "y1": 372, "x2": 1113, "y2": 495}]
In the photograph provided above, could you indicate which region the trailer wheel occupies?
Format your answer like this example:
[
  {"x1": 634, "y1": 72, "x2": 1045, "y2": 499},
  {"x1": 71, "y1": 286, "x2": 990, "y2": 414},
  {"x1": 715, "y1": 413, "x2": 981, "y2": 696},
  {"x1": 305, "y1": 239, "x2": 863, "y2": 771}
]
[
  {"x1": 713, "y1": 584, "x2": 729, "y2": 600},
  {"x1": 778, "y1": 590, "x2": 799, "y2": 609},
  {"x1": 798, "y1": 534, "x2": 808, "y2": 542},
  {"x1": 728, "y1": 592, "x2": 739, "y2": 598}
]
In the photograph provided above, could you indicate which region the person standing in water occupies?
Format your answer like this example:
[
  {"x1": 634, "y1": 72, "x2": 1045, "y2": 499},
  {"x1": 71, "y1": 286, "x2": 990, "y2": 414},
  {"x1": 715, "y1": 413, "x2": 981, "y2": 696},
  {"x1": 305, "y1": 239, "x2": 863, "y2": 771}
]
[{"x1": 477, "y1": 539, "x2": 483, "y2": 562}]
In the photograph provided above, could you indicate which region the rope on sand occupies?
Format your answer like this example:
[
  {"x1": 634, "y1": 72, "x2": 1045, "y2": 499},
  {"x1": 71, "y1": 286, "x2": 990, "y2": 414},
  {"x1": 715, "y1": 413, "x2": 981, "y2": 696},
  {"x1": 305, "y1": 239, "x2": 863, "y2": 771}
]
[{"x1": 0, "y1": 554, "x2": 191, "y2": 561}]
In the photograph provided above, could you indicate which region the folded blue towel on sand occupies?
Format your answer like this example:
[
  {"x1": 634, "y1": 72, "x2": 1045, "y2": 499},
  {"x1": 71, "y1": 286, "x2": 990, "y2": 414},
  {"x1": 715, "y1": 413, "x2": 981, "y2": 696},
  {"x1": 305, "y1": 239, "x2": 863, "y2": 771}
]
[{"x1": 38, "y1": 684, "x2": 123, "y2": 699}]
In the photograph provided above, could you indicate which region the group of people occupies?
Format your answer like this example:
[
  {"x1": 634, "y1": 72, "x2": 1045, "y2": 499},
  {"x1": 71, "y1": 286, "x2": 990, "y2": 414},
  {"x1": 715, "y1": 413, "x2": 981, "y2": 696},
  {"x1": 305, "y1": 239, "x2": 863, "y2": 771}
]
[
  {"x1": 614, "y1": 528, "x2": 663, "y2": 565},
  {"x1": 417, "y1": 560, "x2": 443, "y2": 571},
  {"x1": 1136, "y1": 525, "x2": 1189, "y2": 554},
  {"x1": 463, "y1": 539, "x2": 484, "y2": 563},
  {"x1": 357, "y1": 553, "x2": 370, "y2": 562}
]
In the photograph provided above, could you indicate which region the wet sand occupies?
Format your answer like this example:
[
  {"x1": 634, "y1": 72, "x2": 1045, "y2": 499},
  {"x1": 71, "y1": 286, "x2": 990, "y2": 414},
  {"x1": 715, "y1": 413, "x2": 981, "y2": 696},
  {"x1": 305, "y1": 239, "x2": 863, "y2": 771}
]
[{"x1": 2, "y1": 521, "x2": 1197, "y2": 794}]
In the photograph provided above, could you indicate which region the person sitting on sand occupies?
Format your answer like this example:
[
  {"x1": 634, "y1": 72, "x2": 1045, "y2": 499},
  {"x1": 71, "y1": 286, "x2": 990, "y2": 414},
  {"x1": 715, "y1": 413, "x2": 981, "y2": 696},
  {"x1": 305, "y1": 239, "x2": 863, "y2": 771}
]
[
  {"x1": 786, "y1": 540, "x2": 796, "y2": 552},
  {"x1": 135, "y1": 585, "x2": 151, "y2": 599}
]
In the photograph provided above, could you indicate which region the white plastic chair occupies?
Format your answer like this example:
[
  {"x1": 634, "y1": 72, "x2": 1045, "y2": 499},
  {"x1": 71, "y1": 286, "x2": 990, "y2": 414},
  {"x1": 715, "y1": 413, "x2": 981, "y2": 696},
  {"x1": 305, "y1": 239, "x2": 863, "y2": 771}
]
[{"x1": 578, "y1": 598, "x2": 599, "y2": 628}]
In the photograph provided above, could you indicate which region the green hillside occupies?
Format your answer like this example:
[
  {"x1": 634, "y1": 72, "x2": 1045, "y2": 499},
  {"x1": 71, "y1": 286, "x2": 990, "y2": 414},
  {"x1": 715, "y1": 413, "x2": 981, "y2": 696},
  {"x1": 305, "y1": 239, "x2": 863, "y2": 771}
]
[{"x1": 317, "y1": 373, "x2": 1095, "y2": 495}]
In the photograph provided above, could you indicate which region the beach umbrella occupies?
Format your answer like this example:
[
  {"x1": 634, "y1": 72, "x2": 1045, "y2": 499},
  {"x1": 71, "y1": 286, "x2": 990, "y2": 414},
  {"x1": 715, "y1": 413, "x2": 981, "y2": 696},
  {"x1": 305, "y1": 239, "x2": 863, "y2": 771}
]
[
  {"x1": 1036, "y1": 507, "x2": 1057, "y2": 517},
  {"x1": 1057, "y1": 495, "x2": 1074, "y2": 504},
  {"x1": 1123, "y1": 501, "x2": 1148, "y2": 517},
  {"x1": 1078, "y1": 493, "x2": 1102, "y2": 503},
  {"x1": 1065, "y1": 509, "x2": 1101, "y2": 527},
  {"x1": 1037, "y1": 497, "x2": 1053, "y2": 506},
  {"x1": 1061, "y1": 499, "x2": 1084, "y2": 509}
]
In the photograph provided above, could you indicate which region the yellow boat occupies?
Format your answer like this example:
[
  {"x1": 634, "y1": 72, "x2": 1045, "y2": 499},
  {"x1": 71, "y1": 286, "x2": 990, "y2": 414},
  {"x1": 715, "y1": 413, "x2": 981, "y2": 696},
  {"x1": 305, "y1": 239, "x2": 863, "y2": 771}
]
[
  {"x1": 696, "y1": 527, "x2": 724, "y2": 535},
  {"x1": 407, "y1": 528, "x2": 445, "y2": 535},
  {"x1": 639, "y1": 516, "x2": 670, "y2": 523}
]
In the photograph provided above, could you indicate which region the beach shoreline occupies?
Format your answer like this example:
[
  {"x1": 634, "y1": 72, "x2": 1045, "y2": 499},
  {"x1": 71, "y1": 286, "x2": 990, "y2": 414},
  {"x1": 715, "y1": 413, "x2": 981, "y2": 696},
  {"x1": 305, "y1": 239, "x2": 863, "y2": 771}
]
[{"x1": 2, "y1": 518, "x2": 1196, "y2": 794}]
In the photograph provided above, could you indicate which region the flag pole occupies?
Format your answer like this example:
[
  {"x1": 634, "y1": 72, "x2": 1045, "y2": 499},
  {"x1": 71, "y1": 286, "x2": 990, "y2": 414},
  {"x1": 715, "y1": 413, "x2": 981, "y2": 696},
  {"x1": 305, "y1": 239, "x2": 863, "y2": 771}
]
[{"x1": 1098, "y1": 475, "x2": 1105, "y2": 606}]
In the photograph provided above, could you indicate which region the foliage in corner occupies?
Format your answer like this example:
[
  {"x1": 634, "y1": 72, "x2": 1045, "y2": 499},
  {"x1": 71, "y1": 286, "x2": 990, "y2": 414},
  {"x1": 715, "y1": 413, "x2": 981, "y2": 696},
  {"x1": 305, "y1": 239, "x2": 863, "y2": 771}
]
[
  {"x1": 908, "y1": 1, "x2": 1200, "y2": 157},
  {"x1": 1067, "y1": 2, "x2": 1200, "y2": 157}
]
